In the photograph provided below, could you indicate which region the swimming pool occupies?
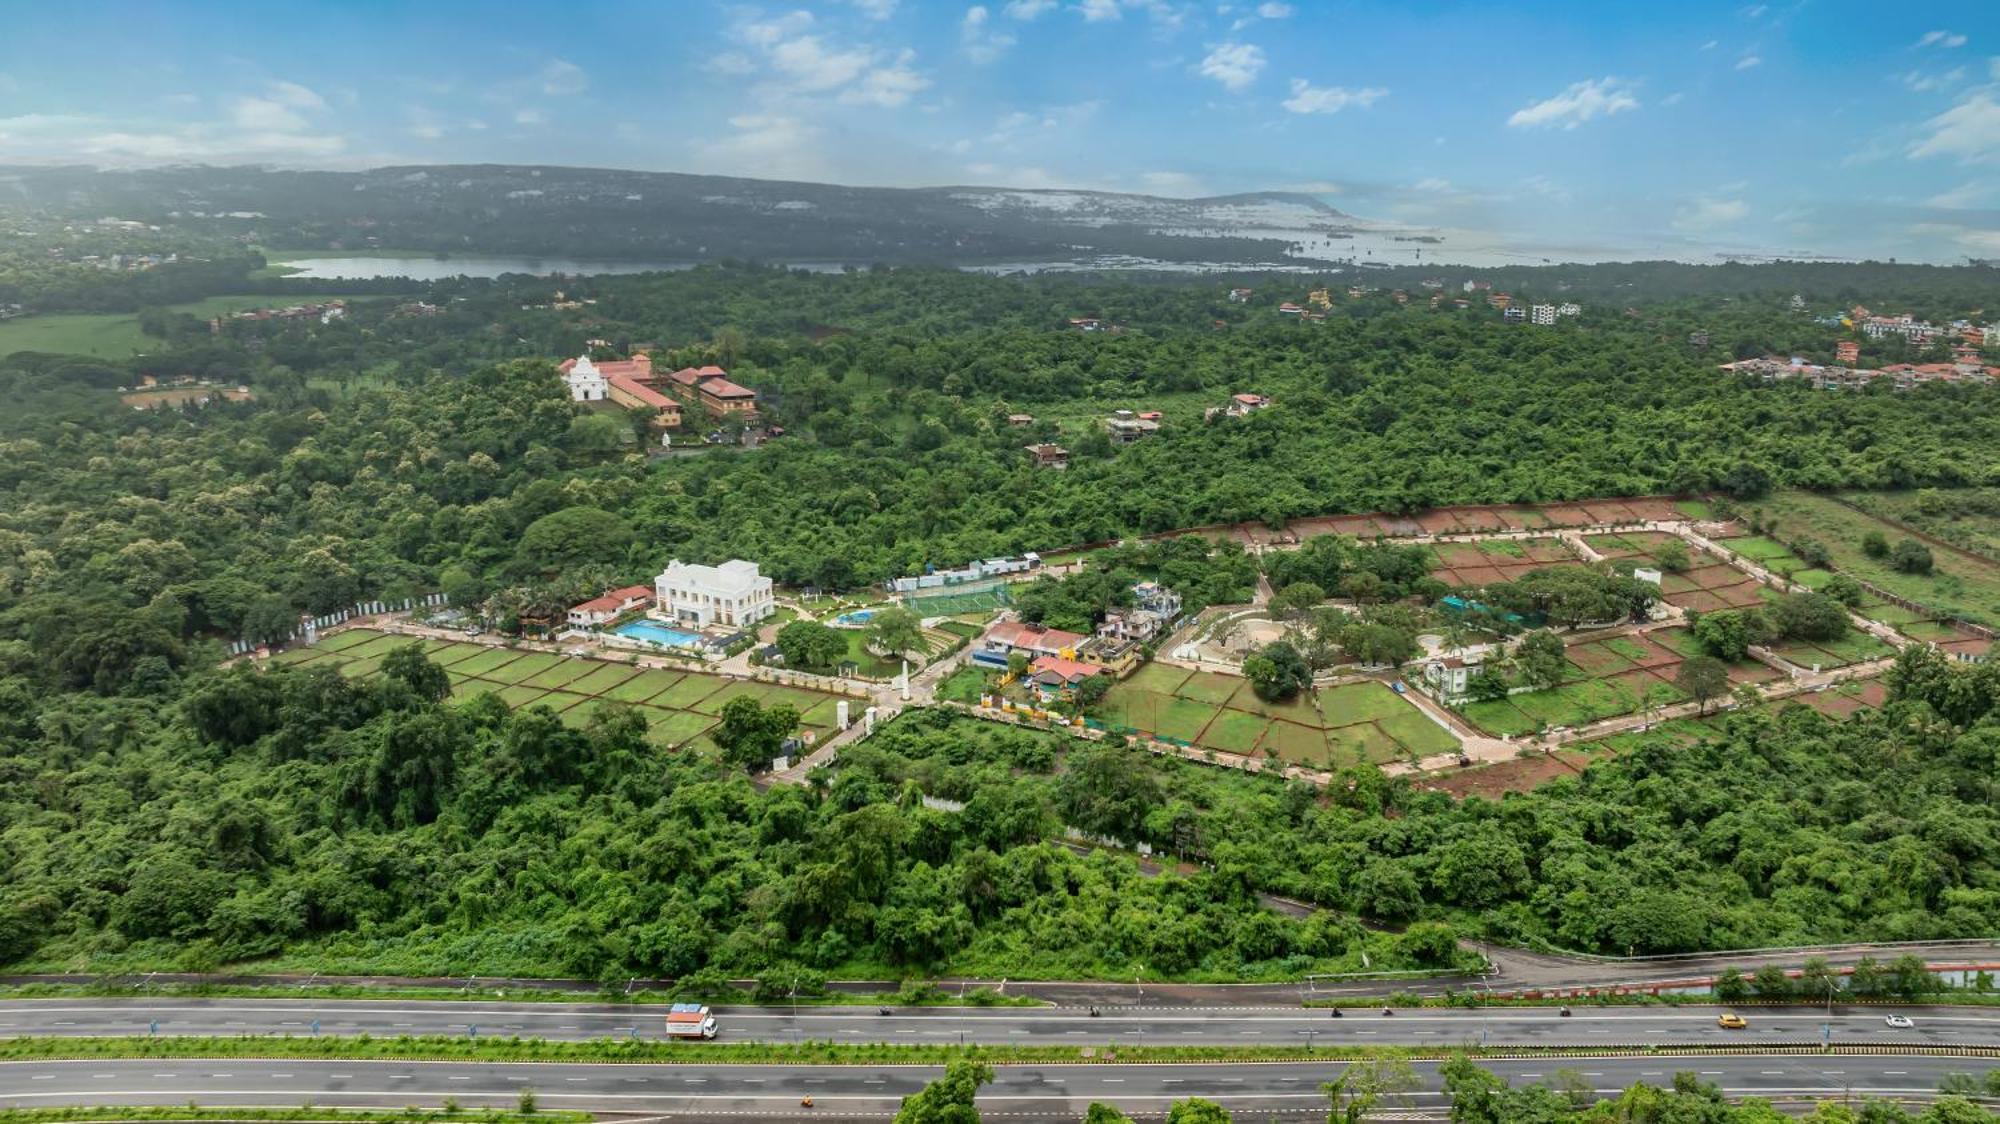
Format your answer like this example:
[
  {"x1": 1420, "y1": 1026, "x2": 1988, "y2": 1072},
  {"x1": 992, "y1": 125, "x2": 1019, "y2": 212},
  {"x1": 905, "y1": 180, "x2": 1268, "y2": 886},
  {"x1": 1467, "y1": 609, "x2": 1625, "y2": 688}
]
[
  {"x1": 612, "y1": 620, "x2": 705, "y2": 649},
  {"x1": 831, "y1": 610, "x2": 876, "y2": 627}
]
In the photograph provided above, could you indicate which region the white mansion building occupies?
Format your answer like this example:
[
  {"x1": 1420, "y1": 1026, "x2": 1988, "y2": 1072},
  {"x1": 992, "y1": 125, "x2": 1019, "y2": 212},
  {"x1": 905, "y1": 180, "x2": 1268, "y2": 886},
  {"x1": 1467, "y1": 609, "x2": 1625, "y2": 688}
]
[{"x1": 655, "y1": 559, "x2": 775, "y2": 629}]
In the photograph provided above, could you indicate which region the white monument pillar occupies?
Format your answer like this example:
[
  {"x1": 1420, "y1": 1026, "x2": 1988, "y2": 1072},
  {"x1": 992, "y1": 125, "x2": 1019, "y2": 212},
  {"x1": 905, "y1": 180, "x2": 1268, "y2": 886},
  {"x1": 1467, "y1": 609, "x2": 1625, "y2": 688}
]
[
  {"x1": 899, "y1": 659, "x2": 911, "y2": 701},
  {"x1": 863, "y1": 706, "x2": 878, "y2": 735},
  {"x1": 836, "y1": 700, "x2": 851, "y2": 729}
]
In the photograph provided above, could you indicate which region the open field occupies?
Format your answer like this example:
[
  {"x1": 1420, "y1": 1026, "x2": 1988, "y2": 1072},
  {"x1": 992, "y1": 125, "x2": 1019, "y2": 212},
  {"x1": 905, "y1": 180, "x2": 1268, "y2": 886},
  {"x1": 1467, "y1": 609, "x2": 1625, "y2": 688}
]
[
  {"x1": 1840, "y1": 488, "x2": 2000, "y2": 560},
  {"x1": 1096, "y1": 666, "x2": 1457, "y2": 767},
  {"x1": 1227, "y1": 495, "x2": 1695, "y2": 547},
  {"x1": 0, "y1": 295, "x2": 390, "y2": 359},
  {"x1": 901, "y1": 586, "x2": 1011, "y2": 615},
  {"x1": 1457, "y1": 625, "x2": 1778, "y2": 737},
  {"x1": 265, "y1": 629, "x2": 849, "y2": 748},
  {"x1": 1736, "y1": 490, "x2": 2000, "y2": 627}
]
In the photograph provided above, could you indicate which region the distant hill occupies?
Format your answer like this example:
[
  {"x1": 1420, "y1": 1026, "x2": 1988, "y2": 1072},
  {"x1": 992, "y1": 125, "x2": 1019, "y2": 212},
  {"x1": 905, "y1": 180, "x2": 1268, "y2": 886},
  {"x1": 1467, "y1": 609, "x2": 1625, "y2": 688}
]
[{"x1": 0, "y1": 164, "x2": 1368, "y2": 267}]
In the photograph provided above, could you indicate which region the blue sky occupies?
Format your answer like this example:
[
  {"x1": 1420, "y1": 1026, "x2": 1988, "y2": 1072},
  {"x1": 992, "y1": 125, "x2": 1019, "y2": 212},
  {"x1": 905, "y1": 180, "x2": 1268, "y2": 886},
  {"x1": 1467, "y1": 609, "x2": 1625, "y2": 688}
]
[{"x1": 1, "y1": 0, "x2": 1997, "y2": 260}]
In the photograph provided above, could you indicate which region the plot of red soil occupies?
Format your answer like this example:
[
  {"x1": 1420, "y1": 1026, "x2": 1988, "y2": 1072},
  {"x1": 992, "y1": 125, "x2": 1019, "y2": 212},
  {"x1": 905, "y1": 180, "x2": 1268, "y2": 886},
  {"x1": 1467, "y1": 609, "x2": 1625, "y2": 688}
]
[
  {"x1": 1452, "y1": 565, "x2": 1508, "y2": 585},
  {"x1": 1714, "y1": 582, "x2": 1771, "y2": 608},
  {"x1": 1726, "y1": 661, "x2": 1783, "y2": 685},
  {"x1": 1521, "y1": 540, "x2": 1580, "y2": 563},
  {"x1": 1624, "y1": 637, "x2": 1686, "y2": 670},
  {"x1": 1582, "y1": 501, "x2": 1640, "y2": 523},
  {"x1": 1624, "y1": 498, "x2": 1685, "y2": 520},
  {"x1": 1416, "y1": 510, "x2": 1464, "y2": 534},
  {"x1": 1683, "y1": 563, "x2": 1747, "y2": 588},
  {"x1": 1423, "y1": 751, "x2": 1600, "y2": 800},
  {"x1": 1940, "y1": 637, "x2": 1993, "y2": 660},
  {"x1": 1566, "y1": 643, "x2": 1635, "y2": 675},
  {"x1": 1435, "y1": 543, "x2": 1491, "y2": 567},
  {"x1": 1672, "y1": 590, "x2": 1731, "y2": 613},
  {"x1": 1540, "y1": 504, "x2": 1595, "y2": 525}
]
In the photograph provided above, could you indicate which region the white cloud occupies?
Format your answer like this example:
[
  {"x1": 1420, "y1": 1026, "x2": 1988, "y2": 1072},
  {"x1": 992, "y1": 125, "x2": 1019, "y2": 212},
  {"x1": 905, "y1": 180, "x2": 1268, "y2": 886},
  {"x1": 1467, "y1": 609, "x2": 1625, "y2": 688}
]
[
  {"x1": 1506, "y1": 77, "x2": 1639, "y2": 129},
  {"x1": 696, "y1": 114, "x2": 828, "y2": 180},
  {"x1": 1700, "y1": 39, "x2": 1719, "y2": 51},
  {"x1": 709, "y1": 52, "x2": 757, "y2": 75},
  {"x1": 267, "y1": 81, "x2": 326, "y2": 110},
  {"x1": 1076, "y1": 0, "x2": 1121, "y2": 20},
  {"x1": 409, "y1": 123, "x2": 445, "y2": 140},
  {"x1": 1003, "y1": 0, "x2": 1055, "y2": 15},
  {"x1": 1916, "y1": 30, "x2": 1968, "y2": 49},
  {"x1": 1902, "y1": 68, "x2": 1966, "y2": 92},
  {"x1": 538, "y1": 58, "x2": 587, "y2": 95},
  {"x1": 1740, "y1": 4, "x2": 1766, "y2": 17},
  {"x1": 1661, "y1": 91, "x2": 1685, "y2": 106},
  {"x1": 1197, "y1": 42, "x2": 1265, "y2": 91},
  {"x1": 1735, "y1": 55, "x2": 1761, "y2": 70},
  {"x1": 230, "y1": 96, "x2": 308, "y2": 133},
  {"x1": 1257, "y1": 2, "x2": 1292, "y2": 16},
  {"x1": 1141, "y1": 170, "x2": 1206, "y2": 195},
  {"x1": 0, "y1": 109, "x2": 347, "y2": 165},
  {"x1": 851, "y1": 0, "x2": 899, "y2": 18},
  {"x1": 1281, "y1": 78, "x2": 1386, "y2": 114},
  {"x1": 1926, "y1": 182, "x2": 1992, "y2": 209},
  {"x1": 514, "y1": 108, "x2": 546, "y2": 126},
  {"x1": 1673, "y1": 196, "x2": 1750, "y2": 231},
  {"x1": 1910, "y1": 91, "x2": 2000, "y2": 162},
  {"x1": 839, "y1": 49, "x2": 929, "y2": 107},
  {"x1": 962, "y1": 6, "x2": 1017, "y2": 63},
  {"x1": 1522, "y1": 174, "x2": 1571, "y2": 204},
  {"x1": 769, "y1": 35, "x2": 874, "y2": 91}
]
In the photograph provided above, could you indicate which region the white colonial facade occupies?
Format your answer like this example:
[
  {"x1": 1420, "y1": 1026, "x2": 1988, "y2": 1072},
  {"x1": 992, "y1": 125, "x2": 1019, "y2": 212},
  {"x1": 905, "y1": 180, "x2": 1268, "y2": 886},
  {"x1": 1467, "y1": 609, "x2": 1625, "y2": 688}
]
[
  {"x1": 655, "y1": 559, "x2": 775, "y2": 629},
  {"x1": 564, "y1": 355, "x2": 608, "y2": 402}
]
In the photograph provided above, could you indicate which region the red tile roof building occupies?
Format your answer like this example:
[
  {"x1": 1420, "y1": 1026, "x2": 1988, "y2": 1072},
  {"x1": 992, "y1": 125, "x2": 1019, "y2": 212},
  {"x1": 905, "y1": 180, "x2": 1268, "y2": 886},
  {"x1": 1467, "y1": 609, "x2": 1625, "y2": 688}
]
[{"x1": 566, "y1": 584, "x2": 655, "y2": 628}]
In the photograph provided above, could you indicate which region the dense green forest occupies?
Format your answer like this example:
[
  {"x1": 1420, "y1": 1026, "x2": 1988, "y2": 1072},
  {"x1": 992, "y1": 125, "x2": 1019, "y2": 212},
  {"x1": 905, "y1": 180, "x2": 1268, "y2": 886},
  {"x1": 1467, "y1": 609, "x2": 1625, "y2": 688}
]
[
  {"x1": 4, "y1": 261, "x2": 2000, "y2": 977},
  {"x1": 5, "y1": 643, "x2": 2000, "y2": 977}
]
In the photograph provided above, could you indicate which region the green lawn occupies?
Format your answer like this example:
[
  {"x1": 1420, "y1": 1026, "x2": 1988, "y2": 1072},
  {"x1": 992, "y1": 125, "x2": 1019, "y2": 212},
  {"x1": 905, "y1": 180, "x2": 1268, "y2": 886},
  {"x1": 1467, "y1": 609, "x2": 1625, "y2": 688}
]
[
  {"x1": 483, "y1": 651, "x2": 563, "y2": 684},
  {"x1": 1318, "y1": 681, "x2": 1412, "y2": 724},
  {"x1": 605, "y1": 668, "x2": 685, "y2": 703},
  {"x1": 1175, "y1": 671, "x2": 1244, "y2": 704},
  {"x1": 0, "y1": 294, "x2": 396, "y2": 359},
  {"x1": 1377, "y1": 710, "x2": 1460, "y2": 756},
  {"x1": 1198, "y1": 709, "x2": 1268, "y2": 754},
  {"x1": 1752, "y1": 490, "x2": 2000, "y2": 627}
]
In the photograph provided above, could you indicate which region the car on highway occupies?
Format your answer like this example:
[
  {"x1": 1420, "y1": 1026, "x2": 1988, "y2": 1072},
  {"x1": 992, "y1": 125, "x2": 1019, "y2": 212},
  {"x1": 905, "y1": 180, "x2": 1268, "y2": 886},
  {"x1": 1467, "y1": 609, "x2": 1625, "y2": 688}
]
[
  {"x1": 1717, "y1": 1012, "x2": 1748, "y2": 1029},
  {"x1": 1884, "y1": 1014, "x2": 1915, "y2": 1029}
]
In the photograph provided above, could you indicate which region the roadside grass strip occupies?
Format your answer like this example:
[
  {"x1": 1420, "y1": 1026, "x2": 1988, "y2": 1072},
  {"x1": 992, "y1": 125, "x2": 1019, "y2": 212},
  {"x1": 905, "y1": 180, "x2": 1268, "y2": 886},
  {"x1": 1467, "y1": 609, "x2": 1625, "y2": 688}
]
[
  {"x1": 1, "y1": 1035, "x2": 1993, "y2": 1066},
  {"x1": 0, "y1": 1110, "x2": 581, "y2": 1124}
]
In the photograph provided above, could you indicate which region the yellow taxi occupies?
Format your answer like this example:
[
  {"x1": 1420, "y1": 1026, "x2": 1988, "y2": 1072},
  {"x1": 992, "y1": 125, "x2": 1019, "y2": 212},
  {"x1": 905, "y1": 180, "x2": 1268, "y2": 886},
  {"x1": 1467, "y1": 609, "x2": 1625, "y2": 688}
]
[{"x1": 1717, "y1": 1012, "x2": 1748, "y2": 1029}]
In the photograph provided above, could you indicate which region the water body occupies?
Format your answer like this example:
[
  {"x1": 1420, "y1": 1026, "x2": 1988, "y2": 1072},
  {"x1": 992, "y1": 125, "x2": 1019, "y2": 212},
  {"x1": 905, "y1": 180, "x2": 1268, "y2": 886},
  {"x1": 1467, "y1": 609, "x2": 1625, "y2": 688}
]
[{"x1": 275, "y1": 256, "x2": 857, "y2": 280}]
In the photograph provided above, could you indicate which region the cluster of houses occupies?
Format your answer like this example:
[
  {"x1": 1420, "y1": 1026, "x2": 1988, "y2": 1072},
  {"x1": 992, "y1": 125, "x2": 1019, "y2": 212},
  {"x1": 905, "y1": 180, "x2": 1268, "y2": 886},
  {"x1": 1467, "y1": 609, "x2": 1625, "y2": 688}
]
[
  {"x1": 1720, "y1": 355, "x2": 1998, "y2": 392},
  {"x1": 886, "y1": 554, "x2": 1043, "y2": 594},
  {"x1": 560, "y1": 352, "x2": 759, "y2": 439},
  {"x1": 208, "y1": 300, "x2": 347, "y2": 333},
  {"x1": 1810, "y1": 303, "x2": 1997, "y2": 364},
  {"x1": 974, "y1": 581, "x2": 1184, "y2": 694},
  {"x1": 563, "y1": 558, "x2": 776, "y2": 645},
  {"x1": 1021, "y1": 396, "x2": 1270, "y2": 467}
]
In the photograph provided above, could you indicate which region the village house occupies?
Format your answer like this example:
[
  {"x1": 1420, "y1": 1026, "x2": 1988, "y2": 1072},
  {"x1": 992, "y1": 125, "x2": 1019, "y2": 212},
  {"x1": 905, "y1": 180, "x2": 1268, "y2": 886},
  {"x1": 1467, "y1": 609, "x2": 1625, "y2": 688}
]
[
  {"x1": 1228, "y1": 287, "x2": 1253, "y2": 302},
  {"x1": 1028, "y1": 655, "x2": 1104, "y2": 695},
  {"x1": 1423, "y1": 656, "x2": 1485, "y2": 701},
  {"x1": 1105, "y1": 409, "x2": 1162, "y2": 444},
  {"x1": 566, "y1": 584, "x2": 654, "y2": 628},
  {"x1": 1025, "y1": 443, "x2": 1071, "y2": 469},
  {"x1": 1097, "y1": 582, "x2": 1182, "y2": 645},
  {"x1": 1006, "y1": 413, "x2": 1036, "y2": 426},
  {"x1": 976, "y1": 621, "x2": 1087, "y2": 667},
  {"x1": 655, "y1": 559, "x2": 775, "y2": 629},
  {"x1": 1836, "y1": 340, "x2": 1861, "y2": 364}
]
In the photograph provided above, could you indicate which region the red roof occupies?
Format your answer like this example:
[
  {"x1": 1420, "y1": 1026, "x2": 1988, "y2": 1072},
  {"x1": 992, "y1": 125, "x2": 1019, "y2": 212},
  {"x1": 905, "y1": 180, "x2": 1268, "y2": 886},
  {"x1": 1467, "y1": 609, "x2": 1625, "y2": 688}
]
[
  {"x1": 699, "y1": 377, "x2": 756, "y2": 400},
  {"x1": 1030, "y1": 655, "x2": 1103, "y2": 683},
  {"x1": 668, "y1": 364, "x2": 729, "y2": 388},
  {"x1": 1233, "y1": 393, "x2": 1267, "y2": 404},
  {"x1": 570, "y1": 585, "x2": 653, "y2": 616},
  {"x1": 608, "y1": 584, "x2": 652, "y2": 601},
  {"x1": 987, "y1": 621, "x2": 1086, "y2": 652},
  {"x1": 609, "y1": 374, "x2": 676, "y2": 409}
]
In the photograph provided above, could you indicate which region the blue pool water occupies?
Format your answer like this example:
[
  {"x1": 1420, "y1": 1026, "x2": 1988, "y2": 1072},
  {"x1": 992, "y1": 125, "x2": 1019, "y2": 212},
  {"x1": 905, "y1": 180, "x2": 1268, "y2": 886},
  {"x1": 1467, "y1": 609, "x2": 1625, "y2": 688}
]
[
  {"x1": 832, "y1": 610, "x2": 876, "y2": 627},
  {"x1": 613, "y1": 620, "x2": 704, "y2": 648}
]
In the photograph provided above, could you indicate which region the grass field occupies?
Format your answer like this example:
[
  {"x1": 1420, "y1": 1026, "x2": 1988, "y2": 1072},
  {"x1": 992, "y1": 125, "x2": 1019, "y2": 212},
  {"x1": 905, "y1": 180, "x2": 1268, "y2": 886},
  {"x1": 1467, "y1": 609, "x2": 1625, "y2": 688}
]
[
  {"x1": 1096, "y1": 667, "x2": 1457, "y2": 768},
  {"x1": 902, "y1": 587, "x2": 1012, "y2": 616},
  {"x1": 0, "y1": 295, "x2": 391, "y2": 359},
  {"x1": 1743, "y1": 490, "x2": 2000, "y2": 627},
  {"x1": 270, "y1": 629, "x2": 850, "y2": 749}
]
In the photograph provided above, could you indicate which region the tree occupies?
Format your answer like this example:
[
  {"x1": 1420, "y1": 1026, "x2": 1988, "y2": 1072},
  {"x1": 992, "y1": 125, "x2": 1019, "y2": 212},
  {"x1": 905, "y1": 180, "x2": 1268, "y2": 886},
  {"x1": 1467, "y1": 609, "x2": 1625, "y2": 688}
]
[
  {"x1": 1083, "y1": 1107, "x2": 1134, "y2": 1124},
  {"x1": 1337, "y1": 621, "x2": 1419, "y2": 668},
  {"x1": 1677, "y1": 655, "x2": 1729, "y2": 715},
  {"x1": 775, "y1": 619, "x2": 847, "y2": 671},
  {"x1": 1823, "y1": 573, "x2": 1864, "y2": 606},
  {"x1": 1862, "y1": 530, "x2": 1890, "y2": 558},
  {"x1": 711, "y1": 696, "x2": 801, "y2": 772},
  {"x1": 1244, "y1": 640, "x2": 1312, "y2": 701},
  {"x1": 513, "y1": 506, "x2": 635, "y2": 575},
  {"x1": 1790, "y1": 537, "x2": 1831, "y2": 568},
  {"x1": 1713, "y1": 967, "x2": 1749, "y2": 1003},
  {"x1": 1769, "y1": 592, "x2": 1849, "y2": 642},
  {"x1": 1651, "y1": 540, "x2": 1691, "y2": 573},
  {"x1": 893, "y1": 1058, "x2": 992, "y2": 1124},
  {"x1": 1269, "y1": 581, "x2": 1325, "y2": 622},
  {"x1": 866, "y1": 607, "x2": 926, "y2": 661},
  {"x1": 379, "y1": 643, "x2": 451, "y2": 705},
  {"x1": 1750, "y1": 963, "x2": 1794, "y2": 999},
  {"x1": 1691, "y1": 608, "x2": 1768, "y2": 661},
  {"x1": 1890, "y1": 539, "x2": 1935, "y2": 575},
  {"x1": 1513, "y1": 630, "x2": 1567, "y2": 692},
  {"x1": 1324, "y1": 1057, "x2": 1419, "y2": 1124},
  {"x1": 1073, "y1": 673, "x2": 1113, "y2": 711},
  {"x1": 1164, "y1": 1099, "x2": 1231, "y2": 1123}
]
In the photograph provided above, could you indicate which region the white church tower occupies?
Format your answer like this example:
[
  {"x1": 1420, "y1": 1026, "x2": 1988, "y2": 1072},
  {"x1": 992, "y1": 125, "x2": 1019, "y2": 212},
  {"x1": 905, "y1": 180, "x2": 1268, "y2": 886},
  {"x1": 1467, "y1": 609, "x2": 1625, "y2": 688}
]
[{"x1": 564, "y1": 355, "x2": 608, "y2": 402}]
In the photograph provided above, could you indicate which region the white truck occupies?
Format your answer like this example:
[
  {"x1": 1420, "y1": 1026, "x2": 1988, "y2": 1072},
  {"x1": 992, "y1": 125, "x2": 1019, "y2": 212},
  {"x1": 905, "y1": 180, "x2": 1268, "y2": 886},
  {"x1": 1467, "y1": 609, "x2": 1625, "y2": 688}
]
[{"x1": 664, "y1": 1003, "x2": 719, "y2": 1039}]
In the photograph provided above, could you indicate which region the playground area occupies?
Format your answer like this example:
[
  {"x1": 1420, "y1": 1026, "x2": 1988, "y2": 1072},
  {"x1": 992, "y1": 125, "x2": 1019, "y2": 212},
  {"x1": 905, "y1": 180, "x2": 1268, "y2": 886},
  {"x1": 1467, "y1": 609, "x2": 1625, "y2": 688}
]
[
  {"x1": 272, "y1": 628, "x2": 852, "y2": 750},
  {"x1": 900, "y1": 584, "x2": 1013, "y2": 617},
  {"x1": 1095, "y1": 664, "x2": 1458, "y2": 768}
]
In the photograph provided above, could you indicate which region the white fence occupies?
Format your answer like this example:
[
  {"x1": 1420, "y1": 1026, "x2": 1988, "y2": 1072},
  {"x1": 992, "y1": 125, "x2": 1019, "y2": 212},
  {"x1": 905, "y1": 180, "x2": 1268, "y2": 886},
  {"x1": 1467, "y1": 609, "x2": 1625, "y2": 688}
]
[{"x1": 226, "y1": 592, "x2": 450, "y2": 657}]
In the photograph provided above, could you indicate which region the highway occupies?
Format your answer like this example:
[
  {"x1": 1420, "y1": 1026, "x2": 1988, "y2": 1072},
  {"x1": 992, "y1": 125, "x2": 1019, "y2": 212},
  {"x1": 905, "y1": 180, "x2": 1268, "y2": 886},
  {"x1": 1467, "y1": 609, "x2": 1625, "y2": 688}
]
[
  {"x1": 0, "y1": 1055, "x2": 1989, "y2": 1120},
  {"x1": 1, "y1": 998, "x2": 1997, "y2": 1049}
]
